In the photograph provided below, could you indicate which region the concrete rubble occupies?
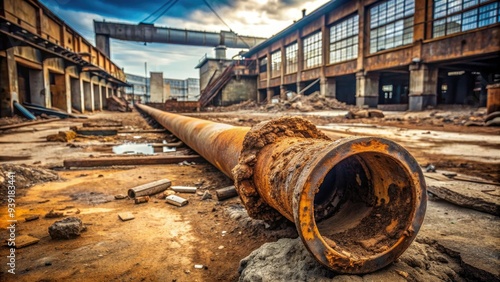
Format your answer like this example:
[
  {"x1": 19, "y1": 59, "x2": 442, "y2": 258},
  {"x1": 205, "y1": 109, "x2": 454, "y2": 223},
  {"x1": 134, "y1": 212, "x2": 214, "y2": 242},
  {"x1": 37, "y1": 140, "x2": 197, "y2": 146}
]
[{"x1": 48, "y1": 217, "x2": 86, "y2": 239}]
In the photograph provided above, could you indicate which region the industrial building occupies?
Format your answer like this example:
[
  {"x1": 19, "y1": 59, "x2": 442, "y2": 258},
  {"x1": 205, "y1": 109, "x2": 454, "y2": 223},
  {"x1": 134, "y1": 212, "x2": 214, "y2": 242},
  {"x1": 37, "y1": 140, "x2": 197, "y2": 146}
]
[
  {"x1": 0, "y1": 0, "x2": 128, "y2": 117},
  {"x1": 124, "y1": 73, "x2": 200, "y2": 103},
  {"x1": 198, "y1": 0, "x2": 500, "y2": 111}
]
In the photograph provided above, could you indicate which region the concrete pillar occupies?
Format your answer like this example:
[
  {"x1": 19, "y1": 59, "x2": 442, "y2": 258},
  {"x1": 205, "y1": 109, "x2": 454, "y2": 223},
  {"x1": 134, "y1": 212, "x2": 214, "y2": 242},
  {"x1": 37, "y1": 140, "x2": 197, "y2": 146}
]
[
  {"x1": 96, "y1": 34, "x2": 110, "y2": 57},
  {"x1": 409, "y1": 64, "x2": 438, "y2": 111},
  {"x1": 266, "y1": 88, "x2": 274, "y2": 104},
  {"x1": 150, "y1": 72, "x2": 165, "y2": 103},
  {"x1": 70, "y1": 76, "x2": 83, "y2": 113},
  {"x1": 29, "y1": 69, "x2": 45, "y2": 106},
  {"x1": 42, "y1": 61, "x2": 51, "y2": 108},
  {"x1": 297, "y1": 82, "x2": 305, "y2": 95},
  {"x1": 320, "y1": 77, "x2": 336, "y2": 98},
  {"x1": 0, "y1": 48, "x2": 19, "y2": 117},
  {"x1": 64, "y1": 69, "x2": 72, "y2": 113},
  {"x1": 93, "y1": 80, "x2": 101, "y2": 111},
  {"x1": 83, "y1": 80, "x2": 92, "y2": 112},
  {"x1": 356, "y1": 72, "x2": 380, "y2": 108}
]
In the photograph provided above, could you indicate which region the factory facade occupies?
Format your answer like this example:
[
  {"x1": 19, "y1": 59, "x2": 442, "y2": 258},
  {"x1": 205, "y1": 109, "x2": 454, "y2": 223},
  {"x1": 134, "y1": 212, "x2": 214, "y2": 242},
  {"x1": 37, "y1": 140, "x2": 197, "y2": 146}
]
[{"x1": 199, "y1": 0, "x2": 500, "y2": 111}]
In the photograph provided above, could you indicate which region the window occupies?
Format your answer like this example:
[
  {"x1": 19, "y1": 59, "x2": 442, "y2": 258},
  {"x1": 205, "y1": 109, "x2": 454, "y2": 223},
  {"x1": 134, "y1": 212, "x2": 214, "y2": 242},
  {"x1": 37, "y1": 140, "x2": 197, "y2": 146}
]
[
  {"x1": 369, "y1": 0, "x2": 414, "y2": 53},
  {"x1": 271, "y1": 50, "x2": 282, "y2": 77},
  {"x1": 303, "y1": 31, "x2": 322, "y2": 69},
  {"x1": 285, "y1": 42, "x2": 298, "y2": 74},
  {"x1": 433, "y1": 0, "x2": 500, "y2": 38},
  {"x1": 259, "y1": 57, "x2": 268, "y2": 73},
  {"x1": 330, "y1": 15, "x2": 359, "y2": 64}
]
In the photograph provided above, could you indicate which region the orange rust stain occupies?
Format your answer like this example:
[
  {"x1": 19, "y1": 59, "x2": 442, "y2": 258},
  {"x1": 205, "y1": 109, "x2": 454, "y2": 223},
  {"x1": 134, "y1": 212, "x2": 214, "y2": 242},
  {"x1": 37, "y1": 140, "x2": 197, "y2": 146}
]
[{"x1": 350, "y1": 139, "x2": 389, "y2": 153}]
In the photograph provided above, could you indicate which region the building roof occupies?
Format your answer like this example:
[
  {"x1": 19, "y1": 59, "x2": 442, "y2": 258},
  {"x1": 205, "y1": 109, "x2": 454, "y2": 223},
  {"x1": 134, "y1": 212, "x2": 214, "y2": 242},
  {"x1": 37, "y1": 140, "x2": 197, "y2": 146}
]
[{"x1": 243, "y1": 0, "x2": 348, "y2": 58}]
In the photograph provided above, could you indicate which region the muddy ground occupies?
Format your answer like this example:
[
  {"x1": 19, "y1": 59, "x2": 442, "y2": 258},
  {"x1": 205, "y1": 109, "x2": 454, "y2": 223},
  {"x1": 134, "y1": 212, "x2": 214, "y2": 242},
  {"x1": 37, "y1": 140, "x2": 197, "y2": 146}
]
[{"x1": 0, "y1": 106, "x2": 499, "y2": 281}]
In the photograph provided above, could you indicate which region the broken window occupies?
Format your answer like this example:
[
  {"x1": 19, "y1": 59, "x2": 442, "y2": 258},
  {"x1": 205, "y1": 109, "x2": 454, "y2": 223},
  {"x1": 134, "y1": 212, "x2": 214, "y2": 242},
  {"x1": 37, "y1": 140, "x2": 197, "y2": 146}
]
[
  {"x1": 271, "y1": 50, "x2": 281, "y2": 77},
  {"x1": 369, "y1": 0, "x2": 414, "y2": 53},
  {"x1": 432, "y1": 0, "x2": 500, "y2": 38},
  {"x1": 303, "y1": 31, "x2": 322, "y2": 69},
  {"x1": 259, "y1": 57, "x2": 268, "y2": 73},
  {"x1": 285, "y1": 42, "x2": 298, "y2": 74},
  {"x1": 329, "y1": 14, "x2": 359, "y2": 64}
]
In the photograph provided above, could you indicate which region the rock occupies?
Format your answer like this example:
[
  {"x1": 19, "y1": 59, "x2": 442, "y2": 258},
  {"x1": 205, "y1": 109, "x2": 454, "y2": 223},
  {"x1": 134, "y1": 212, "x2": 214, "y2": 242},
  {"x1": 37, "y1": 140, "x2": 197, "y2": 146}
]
[
  {"x1": 201, "y1": 191, "x2": 212, "y2": 200},
  {"x1": 368, "y1": 109, "x2": 385, "y2": 118},
  {"x1": 114, "y1": 194, "x2": 127, "y2": 200},
  {"x1": 45, "y1": 210, "x2": 65, "y2": 218},
  {"x1": 48, "y1": 217, "x2": 85, "y2": 239}
]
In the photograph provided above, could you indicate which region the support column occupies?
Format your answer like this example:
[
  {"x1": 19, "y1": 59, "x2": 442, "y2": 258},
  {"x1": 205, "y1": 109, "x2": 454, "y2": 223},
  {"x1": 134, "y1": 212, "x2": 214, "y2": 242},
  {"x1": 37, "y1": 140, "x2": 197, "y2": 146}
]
[
  {"x1": 356, "y1": 71, "x2": 379, "y2": 108},
  {"x1": 266, "y1": 88, "x2": 275, "y2": 104},
  {"x1": 29, "y1": 69, "x2": 45, "y2": 106},
  {"x1": 71, "y1": 76, "x2": 83, "y2": 113},
  {"x1": 95, "y1": 34, "x2": 110, "y2": 57},
  {"x1": 297, "y1": 81, "x2": 305, "y2": 95},
  {"x1": 63, "y1": 68, "x2": 72, "y2": 113},
  {"x1": 0, "y1": 48, "x2": 19, "y2": 117},
  {"x1": 320, "y1": 77, "x2": 336, "y2": 98},
  {"x1": 409, "y1": 64, "x2": 438, "y2": 111}
]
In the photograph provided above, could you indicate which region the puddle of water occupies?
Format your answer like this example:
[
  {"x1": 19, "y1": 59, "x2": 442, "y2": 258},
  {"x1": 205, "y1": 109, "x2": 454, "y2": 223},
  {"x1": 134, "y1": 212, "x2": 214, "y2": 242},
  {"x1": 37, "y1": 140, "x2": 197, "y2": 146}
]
[{"x1": 113, "y1": 143, "x2": 154, "y2": 155}]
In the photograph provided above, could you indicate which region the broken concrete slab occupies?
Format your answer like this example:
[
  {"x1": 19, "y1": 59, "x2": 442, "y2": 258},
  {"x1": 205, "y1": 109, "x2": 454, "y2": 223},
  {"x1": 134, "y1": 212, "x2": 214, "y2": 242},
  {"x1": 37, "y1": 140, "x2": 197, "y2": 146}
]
[
  {"x1": 118, "y1": 212, "x2": 135, "y2": 221},
  {"x1": 425, "y1": 175, "x2": 500, "y2": 216},
  {"x1": 13, "y1": 235, "x2": 40, "y2": 248},
  {"x1": 166, "y1": 195, "x2": 188, "y2": 207},
  {"x1": 48, "y1": 217, "x2": 85, "y2": 239}
]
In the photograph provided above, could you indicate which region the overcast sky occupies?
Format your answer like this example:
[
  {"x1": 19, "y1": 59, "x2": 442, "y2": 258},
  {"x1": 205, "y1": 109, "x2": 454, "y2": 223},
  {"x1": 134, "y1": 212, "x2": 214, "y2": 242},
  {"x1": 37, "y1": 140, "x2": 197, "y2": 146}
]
[{"x1": 39, "y1": 0, "x2": 330, "y2": 80}]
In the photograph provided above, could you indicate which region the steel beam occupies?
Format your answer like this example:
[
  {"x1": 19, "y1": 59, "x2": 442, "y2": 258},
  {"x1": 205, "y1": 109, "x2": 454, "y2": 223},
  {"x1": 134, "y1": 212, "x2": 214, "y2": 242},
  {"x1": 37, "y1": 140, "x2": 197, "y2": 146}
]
[
  {"x1": 94, "y1": 21, "x2": 266, "y2": 57},
  {"x1": 136, "y1": 104, "x2": 427, "y2": 274}
]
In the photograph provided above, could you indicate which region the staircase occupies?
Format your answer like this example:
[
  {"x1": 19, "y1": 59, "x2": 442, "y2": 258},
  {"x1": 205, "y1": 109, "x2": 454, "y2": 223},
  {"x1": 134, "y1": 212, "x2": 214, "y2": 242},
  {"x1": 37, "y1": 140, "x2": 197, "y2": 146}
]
[{"x1": 199, "y1": 63, "x2": 236, "y2": 107}]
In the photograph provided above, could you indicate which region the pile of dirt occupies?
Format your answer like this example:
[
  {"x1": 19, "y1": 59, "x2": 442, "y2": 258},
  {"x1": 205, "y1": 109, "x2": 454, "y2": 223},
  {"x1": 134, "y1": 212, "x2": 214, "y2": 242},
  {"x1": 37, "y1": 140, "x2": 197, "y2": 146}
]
[
  {"x1": 212, "y1": 92, "x2": 350, "y2": 113},
  {"x1": 238, "y1": 237, "x2": 463, "y2": 281},
  {"x1": 0, "y1": 164, "x2": 59, "y2": 202},
  {"x1": 106, "y1": 95, "x2": 131, "y2": 112}
]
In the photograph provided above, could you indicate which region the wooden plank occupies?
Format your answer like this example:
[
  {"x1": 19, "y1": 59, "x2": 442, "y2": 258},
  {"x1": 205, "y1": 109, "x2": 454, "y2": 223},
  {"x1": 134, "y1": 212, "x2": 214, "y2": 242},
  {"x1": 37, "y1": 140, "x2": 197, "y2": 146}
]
[
  {"x1": 0, "y1": 118, "x2": 59, "y2": 131},
  {"x1": 14, "y1": 235, "x2": 40, "y2": 248},
  {"x1": 75, "y1": 128, "x2": 118, "y2": 136},
  {"x1": 63, "y1": 155, "x2": 205, "y2": 168}
]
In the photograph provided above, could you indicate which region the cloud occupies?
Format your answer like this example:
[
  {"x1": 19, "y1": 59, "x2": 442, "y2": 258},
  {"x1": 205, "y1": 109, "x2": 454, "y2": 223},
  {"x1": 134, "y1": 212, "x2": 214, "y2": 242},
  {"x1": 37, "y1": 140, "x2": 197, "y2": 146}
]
[{"x1": 38, "y1": 0, "x2": 331, "y2": 79}]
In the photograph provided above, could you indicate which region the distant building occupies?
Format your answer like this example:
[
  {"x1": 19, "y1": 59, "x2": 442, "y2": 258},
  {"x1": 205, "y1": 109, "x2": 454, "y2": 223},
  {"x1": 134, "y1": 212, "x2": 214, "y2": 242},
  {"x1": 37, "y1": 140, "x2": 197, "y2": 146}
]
[
  {"x1": 125, "y1": 73, "x2": 200, "y2": 103},
  {"x1": 124, "y1": 73, "x2": 149, "y2": 102}
]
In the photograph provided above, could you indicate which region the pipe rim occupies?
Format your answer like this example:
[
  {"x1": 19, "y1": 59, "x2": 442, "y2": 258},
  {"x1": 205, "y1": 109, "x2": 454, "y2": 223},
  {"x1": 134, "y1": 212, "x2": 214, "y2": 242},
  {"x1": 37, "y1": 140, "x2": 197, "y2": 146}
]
[{"x1": 293, "y1": 137, "x2": 427, "y2": 274}]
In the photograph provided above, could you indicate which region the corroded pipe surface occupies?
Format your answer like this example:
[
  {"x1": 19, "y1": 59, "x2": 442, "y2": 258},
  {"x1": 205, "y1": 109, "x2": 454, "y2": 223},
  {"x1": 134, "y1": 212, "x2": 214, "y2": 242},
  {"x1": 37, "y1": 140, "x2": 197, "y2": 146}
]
[{"x1": 136, "y1": 104, "x2": 427, "y2": 274}]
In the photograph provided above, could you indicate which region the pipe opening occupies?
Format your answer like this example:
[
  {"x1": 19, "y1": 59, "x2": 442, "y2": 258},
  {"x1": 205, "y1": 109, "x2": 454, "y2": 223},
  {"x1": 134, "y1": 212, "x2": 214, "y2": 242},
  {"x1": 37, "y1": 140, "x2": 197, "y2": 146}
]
[{"x1": 314, "y1": 152, "x2": 414, "y2": 257}]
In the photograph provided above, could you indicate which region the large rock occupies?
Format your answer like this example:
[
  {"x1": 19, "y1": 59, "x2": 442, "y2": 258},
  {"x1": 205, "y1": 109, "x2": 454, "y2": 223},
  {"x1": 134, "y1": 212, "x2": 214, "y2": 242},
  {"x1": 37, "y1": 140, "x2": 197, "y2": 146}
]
[
  {"x1": 48, "y1": 217, "x2": 85, "y2": 239},
  {"x1": 238, "y1": 237, "x2": 464, "y2": 281}
]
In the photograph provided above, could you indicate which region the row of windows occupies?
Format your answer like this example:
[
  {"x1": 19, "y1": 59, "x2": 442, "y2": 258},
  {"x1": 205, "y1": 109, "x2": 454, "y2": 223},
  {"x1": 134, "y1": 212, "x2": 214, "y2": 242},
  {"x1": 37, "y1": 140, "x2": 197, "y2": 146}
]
[
  {"x1": 433, "y1": 0, "x2": 500, "y2": 37},
  {"x1": 259, "y1": 0, "x2": 498, "y2": 74}
]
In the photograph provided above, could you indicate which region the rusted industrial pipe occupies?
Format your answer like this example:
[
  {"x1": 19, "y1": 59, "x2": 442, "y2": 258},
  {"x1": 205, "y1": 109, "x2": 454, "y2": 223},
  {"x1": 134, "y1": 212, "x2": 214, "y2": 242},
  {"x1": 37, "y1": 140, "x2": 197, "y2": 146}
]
[{"x1": 136, "y1": 104, "x2": 426, "y2": 274}]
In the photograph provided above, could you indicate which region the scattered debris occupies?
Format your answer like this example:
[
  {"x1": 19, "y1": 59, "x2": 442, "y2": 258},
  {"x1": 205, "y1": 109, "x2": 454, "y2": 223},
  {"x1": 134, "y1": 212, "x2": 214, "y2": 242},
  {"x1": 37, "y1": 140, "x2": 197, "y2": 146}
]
[
  {"x1": 12, "y1": 235, "x2": 40, "y2": 248},
  {"x1": 127, "y1": 179, "x2": 172, "y2": 198},
  {"x1": 48, "y1": 217, "x2": 86, "y2": 239},
  {"x1": 215, "y1": 185, "x2": 238, "y2": 201},
  {"x1": 0, "y1": 164, "x2": 59, "y2": 192},
  {"x1": 345, "y1": 109, "x2": 385, "y2": 119},
  {"x1": 134, "y1": 196, "x2": 150, "y2": 204},
  {"x1": 171, "y1": 186, "x2": 197, "y2": 193},
  {"x1": 194, "y1": 264, "x2": 204, "y2": 269},
  {"x1": 118, "y1": 212, "x2": 135, "y2": 221},
  {"x1": 114, "y1": 194, "x2": 128, "y2": 200},
  {"x1": 166, "y1": 195, "x2": 188, "y2": 207},
  {"x1": 46, "y1": 130, "x2": 77, "y2": 142},
  {"x1": 24, "y1": 215, "x2": 40, "y2": 222},
  {"x1": 83, "y1": 121, "x2": 123, "y2": 128},
  {"x1": 201, "y1": 191, "x2": 212, "y2": 200},
  {"x1": 63, "y1": 155, "x2": 204, "y2": 168},
  {"x1": 106, "y1": 95, "x2": 131, "y2": 112},
  {"x1": 426, "y1": 164, "x2": 436, "y2": 172}
]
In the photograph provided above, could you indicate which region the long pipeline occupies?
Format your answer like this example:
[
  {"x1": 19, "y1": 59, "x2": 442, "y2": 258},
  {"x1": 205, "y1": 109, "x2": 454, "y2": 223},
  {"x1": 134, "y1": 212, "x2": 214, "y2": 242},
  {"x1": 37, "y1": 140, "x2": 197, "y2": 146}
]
[{"x1": 136, "y1": 104, "x2": 427, "y2": 274}]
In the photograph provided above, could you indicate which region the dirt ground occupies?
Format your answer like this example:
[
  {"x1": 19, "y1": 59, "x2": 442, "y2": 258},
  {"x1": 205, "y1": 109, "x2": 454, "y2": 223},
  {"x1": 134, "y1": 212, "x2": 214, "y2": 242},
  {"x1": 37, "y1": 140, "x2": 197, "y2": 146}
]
[{"x1": 0, "y1": 106, "x2": 498, "y2": 281}]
